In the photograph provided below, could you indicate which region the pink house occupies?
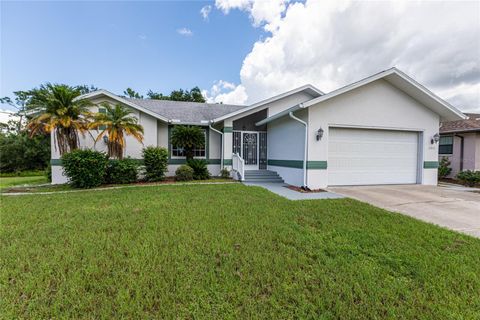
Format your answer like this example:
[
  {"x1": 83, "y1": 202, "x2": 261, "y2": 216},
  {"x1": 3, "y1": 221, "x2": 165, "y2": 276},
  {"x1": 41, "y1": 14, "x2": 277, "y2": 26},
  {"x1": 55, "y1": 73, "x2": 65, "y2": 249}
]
[{"x1": 439, "y1": 113, "x2": 480, "y2": 177}]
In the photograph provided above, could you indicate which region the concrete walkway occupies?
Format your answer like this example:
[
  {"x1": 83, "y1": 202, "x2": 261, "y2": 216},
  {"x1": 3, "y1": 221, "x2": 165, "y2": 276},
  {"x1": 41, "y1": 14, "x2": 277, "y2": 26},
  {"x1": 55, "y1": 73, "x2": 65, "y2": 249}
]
[
  {"x1": 244, "y1": 182, "x2": 344, "y2": 200},
  {"x1": 328, "y1": 185, "x2": 480, "y2": 238}
]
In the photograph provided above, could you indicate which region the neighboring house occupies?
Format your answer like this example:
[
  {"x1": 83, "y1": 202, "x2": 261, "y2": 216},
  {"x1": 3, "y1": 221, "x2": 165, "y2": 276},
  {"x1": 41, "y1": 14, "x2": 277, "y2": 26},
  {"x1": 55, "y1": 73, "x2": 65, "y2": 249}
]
[
  {"x1": 51, "y1": 68, "x2": 465, "y2": 188},
  {"x1": 439, "y1": 113, "x2": 480, "y2": 177}
]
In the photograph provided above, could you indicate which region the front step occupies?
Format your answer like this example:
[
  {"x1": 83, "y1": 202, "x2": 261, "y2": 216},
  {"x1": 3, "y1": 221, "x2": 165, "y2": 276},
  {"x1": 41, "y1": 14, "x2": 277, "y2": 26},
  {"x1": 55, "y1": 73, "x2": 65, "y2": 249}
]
[{"x1": 244, "y1": 170, "x2": 284, "y2": 183}]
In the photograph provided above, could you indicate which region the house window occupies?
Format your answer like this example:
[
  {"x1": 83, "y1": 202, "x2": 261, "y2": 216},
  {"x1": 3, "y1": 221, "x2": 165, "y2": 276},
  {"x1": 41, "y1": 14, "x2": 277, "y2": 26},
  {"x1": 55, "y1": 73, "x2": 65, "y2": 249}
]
[
  {"x1": 98, "y1": 107, "x2": 107, "y2": 130},
  {"x1": 439, "y1": 136, "x2": 453, "y2": 154},
  {"x1": 171, "y1": 129, "x2": 206, "y2": 158}
]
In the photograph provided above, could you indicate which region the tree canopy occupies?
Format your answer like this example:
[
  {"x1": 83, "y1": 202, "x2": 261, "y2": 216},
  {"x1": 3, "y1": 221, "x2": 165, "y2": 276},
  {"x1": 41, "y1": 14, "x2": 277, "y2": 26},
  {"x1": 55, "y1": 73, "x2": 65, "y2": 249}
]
[{"x1": 126, "y1": 87, "x2": 206, "y2": 103}]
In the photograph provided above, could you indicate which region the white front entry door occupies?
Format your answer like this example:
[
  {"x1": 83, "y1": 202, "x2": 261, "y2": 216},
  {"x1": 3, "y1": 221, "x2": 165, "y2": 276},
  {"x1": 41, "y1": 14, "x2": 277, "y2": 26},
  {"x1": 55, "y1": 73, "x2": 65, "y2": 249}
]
[
  {"x1": 242, "y1": 132, "x2": 259, "y2": 170},
  {"x1": 328, "y1": 128, "x2": 419, "y2": 186}
]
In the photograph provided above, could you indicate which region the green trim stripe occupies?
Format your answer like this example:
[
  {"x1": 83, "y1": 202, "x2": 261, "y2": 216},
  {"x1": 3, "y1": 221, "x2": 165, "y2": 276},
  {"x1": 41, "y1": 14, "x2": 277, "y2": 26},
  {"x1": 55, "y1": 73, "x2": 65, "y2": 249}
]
[
  {"x1": 307, "y1": 161, "x2": 327, "y2": 169},
  {"x1": 268, "y1": 159, "x2": 303, "y2": 168},
  {"x1": 224, "y1": 159, "x2": 232, "y2": 166},
  {"x1": 267, "y1": 159, "x2": 327, "y2": 170},
  {"x1": 423, "y1": 161, "x2": 439, "y2": 169},
  {"x1": 222, "y1": 127, "x2": 233, "y2": 133},
  {"x1": 51, "y1": 158, "x2": 221, "y2": 166}
]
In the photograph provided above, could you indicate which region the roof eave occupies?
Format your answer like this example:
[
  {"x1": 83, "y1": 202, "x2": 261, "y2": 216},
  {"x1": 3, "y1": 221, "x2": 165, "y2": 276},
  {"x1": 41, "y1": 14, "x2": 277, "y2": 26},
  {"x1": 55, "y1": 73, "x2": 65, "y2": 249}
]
[{"x1": 75, "y1": 90, "x2": 171, "y2": 123}]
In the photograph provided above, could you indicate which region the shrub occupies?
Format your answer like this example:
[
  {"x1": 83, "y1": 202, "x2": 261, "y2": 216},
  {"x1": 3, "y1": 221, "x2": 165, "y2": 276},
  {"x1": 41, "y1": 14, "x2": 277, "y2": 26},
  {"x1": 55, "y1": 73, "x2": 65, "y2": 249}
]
[
  {"x1": 456, "y1": 170, "x2": 480, "y2": 187},
  {"x1": 142, "y1": 146, "x2": 168, "y2": 181},
  {"x1": 438, "y1": 157, "x2": 452, "y2": 179},
  {"x1": 105, "y1": 158, "x2": 138, "y2": 184},
  {"x1": 187, "y1": 159, "x2": 210, "y2": 180},
  {"x1": 220, "y1": 168, "x2": 230, "y2": 179},
  {"x1": 175, "y1": 165, "x2": 194, "y2": 181},
  {"x1": 61, "y1": 149, "x2": 108, "y2": 188}
]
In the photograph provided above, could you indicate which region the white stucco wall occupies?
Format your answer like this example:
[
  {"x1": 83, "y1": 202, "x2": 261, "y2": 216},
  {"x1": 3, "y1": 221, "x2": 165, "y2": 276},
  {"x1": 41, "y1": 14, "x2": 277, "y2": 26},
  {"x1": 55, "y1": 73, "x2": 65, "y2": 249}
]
[
  {"x1": 51, "y1": 97, "x2": 159, "y2": 184},
  {"x1": 267, "y1": 109, "x2": 308, "y2": 186},
  {"x1": 306, "y1": 79, "x2": 440, "y2": 188}
]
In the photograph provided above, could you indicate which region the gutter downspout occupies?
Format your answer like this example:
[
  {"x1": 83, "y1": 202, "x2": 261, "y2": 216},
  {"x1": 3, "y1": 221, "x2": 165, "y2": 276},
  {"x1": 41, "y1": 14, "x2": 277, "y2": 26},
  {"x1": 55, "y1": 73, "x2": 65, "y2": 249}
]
[
  {"x1": 288, "y1": 106, "x2": 308, "y2": 188},
  {"x1": 209, "y1": 124, "x2": 224, "y2": 168}
]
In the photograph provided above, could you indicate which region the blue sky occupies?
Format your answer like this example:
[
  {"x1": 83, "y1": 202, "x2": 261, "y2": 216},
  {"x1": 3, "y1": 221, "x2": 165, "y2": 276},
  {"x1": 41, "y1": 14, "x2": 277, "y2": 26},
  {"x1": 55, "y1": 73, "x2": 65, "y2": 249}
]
[
  {"x1": 1, "y1": 1, "x2": 261, "y2": 109},
  {"x1": 1, "y1": 0, "x2": 479, "y2": 113}
]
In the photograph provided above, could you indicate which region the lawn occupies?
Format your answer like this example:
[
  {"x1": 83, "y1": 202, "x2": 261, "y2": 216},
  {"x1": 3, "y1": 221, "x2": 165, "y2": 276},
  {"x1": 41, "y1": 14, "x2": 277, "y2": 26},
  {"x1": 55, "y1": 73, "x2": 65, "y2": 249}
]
[
  {"x1": 1, "y1": 184, "x2": 479, "y2": 318},
  {"x1": 0, "y1": 175, "x2": 48, "y2": 189}
]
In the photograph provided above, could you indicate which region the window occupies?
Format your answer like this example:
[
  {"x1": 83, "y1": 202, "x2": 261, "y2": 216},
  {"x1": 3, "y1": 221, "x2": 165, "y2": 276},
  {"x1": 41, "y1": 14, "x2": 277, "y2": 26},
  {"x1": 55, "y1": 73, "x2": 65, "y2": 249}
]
[
  {"x1": 439, "y1": 136, "x2": 453, "y2": 154},
  {"x1": 98, "y1": 107, "x2": 107, "y2": 130},
  {"x1": 171, "y1": 129, "x2": 206, "y2": 158}
]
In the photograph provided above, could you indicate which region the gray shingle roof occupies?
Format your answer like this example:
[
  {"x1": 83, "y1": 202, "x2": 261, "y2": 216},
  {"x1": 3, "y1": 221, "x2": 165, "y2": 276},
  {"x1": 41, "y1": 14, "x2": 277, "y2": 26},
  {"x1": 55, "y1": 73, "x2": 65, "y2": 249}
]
[{"x1": 124, "y1": 98, "x2": 247, "y2": 124}]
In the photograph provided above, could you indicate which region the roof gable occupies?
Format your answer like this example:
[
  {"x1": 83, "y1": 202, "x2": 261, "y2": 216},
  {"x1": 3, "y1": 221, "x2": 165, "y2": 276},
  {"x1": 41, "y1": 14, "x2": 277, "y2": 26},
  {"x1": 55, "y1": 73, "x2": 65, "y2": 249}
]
[
  {"x1": 303, "y1": 68, "x2": 465, "y2": 121},
  {"x1": 211, "y1": 84, "x2": 323, "y2": 123},
  {"x1": 77, "y1": 90, "x2": 246, "y2": 125}
]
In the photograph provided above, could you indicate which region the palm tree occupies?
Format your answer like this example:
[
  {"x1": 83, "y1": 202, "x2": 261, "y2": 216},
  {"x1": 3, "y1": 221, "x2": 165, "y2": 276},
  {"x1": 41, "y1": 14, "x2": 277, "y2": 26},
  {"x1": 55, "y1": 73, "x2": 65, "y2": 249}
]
[
  {"x1": 27, "y1": 83, "x2": 92, "y2": 155},
  {"x1": 89, "y1": 103, "x2": 144, "y2": 159},
  {"x1": 170, "y1": 125, "x2": 205, "y2": 160}
]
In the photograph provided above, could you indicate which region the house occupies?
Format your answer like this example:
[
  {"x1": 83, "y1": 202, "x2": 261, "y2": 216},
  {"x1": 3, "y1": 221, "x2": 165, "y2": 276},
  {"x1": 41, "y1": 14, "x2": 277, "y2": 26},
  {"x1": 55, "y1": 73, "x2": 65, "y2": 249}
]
[
  {"x1": 51, "y1": 68, "x2": 465, "y2": 188},
  {"x1": 439, "y1": 113, "x2": 480, "y2": 177}
]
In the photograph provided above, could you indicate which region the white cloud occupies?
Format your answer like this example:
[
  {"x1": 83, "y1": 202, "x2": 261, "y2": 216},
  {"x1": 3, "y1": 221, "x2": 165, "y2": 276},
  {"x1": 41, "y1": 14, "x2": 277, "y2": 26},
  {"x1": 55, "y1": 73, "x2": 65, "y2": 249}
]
[
  {"x1": 177, "y1": 27, "x2": 193, "y2": 36},
  {"x1": 200, "y1": 5, "x2": 212, "y2": 20},
  {"x1": 203, "y1": 80, "x2": 248, "y2": 105},
  {"x1": 215, "y1": 0, "x2": 287, "y2": 30},
  {"x1": 211, "y1": 0, "x2": 480, "y2": 112}
]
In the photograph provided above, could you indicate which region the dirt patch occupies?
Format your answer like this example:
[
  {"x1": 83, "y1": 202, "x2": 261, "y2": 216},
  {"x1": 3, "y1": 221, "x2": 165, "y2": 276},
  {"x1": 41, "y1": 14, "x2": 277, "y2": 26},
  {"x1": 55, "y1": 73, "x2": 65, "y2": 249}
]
[{"x1": 285, "y1": 185, "x2": 326, "y2": 193}]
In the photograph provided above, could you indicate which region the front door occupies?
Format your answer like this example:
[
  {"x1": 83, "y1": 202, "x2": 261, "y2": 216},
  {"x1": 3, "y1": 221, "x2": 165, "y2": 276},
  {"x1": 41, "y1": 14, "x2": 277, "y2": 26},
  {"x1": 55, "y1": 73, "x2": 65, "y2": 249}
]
[{"x1": 242, "y1": 132, "x2": 258, "y2": 170}]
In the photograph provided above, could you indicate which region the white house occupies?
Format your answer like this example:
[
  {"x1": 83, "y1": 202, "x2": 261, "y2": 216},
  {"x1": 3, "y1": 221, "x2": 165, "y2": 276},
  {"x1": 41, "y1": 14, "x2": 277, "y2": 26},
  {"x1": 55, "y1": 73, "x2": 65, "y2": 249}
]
[{"x1": 51, "y1": 68, "x2": 465, "y2": 188}]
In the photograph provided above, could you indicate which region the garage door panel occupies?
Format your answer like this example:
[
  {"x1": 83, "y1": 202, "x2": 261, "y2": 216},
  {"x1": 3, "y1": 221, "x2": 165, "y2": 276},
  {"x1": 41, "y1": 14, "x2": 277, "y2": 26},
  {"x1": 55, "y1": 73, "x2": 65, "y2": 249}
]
[{"x1": 328, "y1": 128, "x2": 418, "y2": 186}]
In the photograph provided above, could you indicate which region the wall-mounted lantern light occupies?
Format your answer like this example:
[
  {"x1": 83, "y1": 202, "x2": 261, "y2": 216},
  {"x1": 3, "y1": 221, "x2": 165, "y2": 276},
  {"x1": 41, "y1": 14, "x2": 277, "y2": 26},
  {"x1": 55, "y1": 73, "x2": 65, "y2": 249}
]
[
  {"x1": 103, "y1": 135, "x2": 109, "y2": 144},
  {"x1": 316, "y1": 128, "x2": 324, "y2": 141},
  {"x1": 431, "y1": 133, "x2": 440, "y2": 144}
]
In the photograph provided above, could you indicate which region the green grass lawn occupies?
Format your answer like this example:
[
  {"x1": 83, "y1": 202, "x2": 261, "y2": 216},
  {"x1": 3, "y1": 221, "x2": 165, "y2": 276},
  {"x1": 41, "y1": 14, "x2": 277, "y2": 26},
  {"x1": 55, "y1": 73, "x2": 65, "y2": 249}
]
[
  {"x1": 0, "y1": 175, "x2": 48, "y2": 189},
  {"x1": 1, "y1": 184, "x2": 479, "y2": 318}
]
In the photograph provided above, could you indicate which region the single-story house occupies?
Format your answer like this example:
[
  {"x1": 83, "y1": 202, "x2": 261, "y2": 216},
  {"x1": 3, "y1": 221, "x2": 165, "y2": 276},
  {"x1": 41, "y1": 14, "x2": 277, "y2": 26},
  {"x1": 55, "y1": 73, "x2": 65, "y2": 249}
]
[
  {"x1": 51, "y1": 67, "x2": 465, "y2": 188},
  {"x1": 439, "y1": 113, "x2": 480, "y2": 177}
]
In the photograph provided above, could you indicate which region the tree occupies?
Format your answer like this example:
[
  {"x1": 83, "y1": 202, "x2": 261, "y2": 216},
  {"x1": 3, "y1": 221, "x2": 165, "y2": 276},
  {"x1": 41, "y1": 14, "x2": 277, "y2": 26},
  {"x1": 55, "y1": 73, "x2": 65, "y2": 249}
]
[
  {"x1": 146, "y1": 86, "x2": 206, "y2": 102},
  {"x1": 170, "y1": 125, "x2": 205, "y2": 160},
  {"x1": 77, "y1": 85, "x2": 98, "y2": 95},
  {"x1": 123, "y1": 88, "x2": 143, "y2": 99},
  {"x1": 0, "y1": 131, "x2": 50, "y2": 172},
  {"x1": 26, "y1": 83, "x2": 92, "y2": 155},
  {"x1": 89, "y1": 103, "x2": 144, "y2": 159}
]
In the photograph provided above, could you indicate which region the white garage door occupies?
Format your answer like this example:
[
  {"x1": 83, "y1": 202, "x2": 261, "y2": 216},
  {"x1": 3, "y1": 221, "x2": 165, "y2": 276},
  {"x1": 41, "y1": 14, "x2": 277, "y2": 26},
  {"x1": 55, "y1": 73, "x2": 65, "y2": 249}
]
[{"x1": 328, "y1": 128, "x2": 418, "y2": 186}]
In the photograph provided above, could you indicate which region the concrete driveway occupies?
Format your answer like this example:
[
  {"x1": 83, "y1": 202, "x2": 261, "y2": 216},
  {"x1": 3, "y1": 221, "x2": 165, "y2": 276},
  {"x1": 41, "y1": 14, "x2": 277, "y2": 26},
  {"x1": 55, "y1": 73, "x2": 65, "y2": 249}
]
[{"x1": 328, "y1": 185, "x2": 480, "y2": 238}]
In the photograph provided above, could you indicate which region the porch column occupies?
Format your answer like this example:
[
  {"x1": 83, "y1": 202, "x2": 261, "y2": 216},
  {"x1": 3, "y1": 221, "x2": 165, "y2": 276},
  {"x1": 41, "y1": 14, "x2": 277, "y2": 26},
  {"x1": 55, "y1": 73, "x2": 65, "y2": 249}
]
[{"x1": 223, "y1": 120, "x2": 233, "y2": 169}]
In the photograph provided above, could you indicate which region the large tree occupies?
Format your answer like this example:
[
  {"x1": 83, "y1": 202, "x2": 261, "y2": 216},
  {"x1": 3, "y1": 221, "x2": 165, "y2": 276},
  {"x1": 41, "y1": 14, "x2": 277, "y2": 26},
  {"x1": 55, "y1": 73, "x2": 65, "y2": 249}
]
[
  {"x1": 146, "y1": 86, "x2": 206, "y2": 103},
  {"x1": 26, "y1": 83, "x2": 92, "y2": 155},
  {"x1": 89, "y1": 103, "x2": 144, "y2": 159},
  {"x1": 123, "y1": 88, "x2": 143, "y2": 99}
]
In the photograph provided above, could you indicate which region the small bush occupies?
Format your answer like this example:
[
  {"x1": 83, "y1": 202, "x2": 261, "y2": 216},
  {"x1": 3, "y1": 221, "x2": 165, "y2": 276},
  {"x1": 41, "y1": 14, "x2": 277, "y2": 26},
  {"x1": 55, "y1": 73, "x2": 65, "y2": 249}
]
[
  {"x1": 175, "y1": 165, "x2": 194, "y2": 181},
  {"x1": 61, "y1": 149, "x2": 108, "y2": 188},
  {"x1": 187, "y1": 159, "x2": 210, "y2": 180},
  {"x1": 456, "y1": 170, "x2": 480, "y2": 187},
  {"x1": 438, "y1": 157, "x2": 452, "y2": 179},
  {"x1": 220, "y1": 168, "x2": 230, "y2": 179},
  {"x1": 105, "y1": 158, "x2": 138, "y2": 184},
  {"x1": 143, "y1": 146, "x2": 168, "y2": 181}
]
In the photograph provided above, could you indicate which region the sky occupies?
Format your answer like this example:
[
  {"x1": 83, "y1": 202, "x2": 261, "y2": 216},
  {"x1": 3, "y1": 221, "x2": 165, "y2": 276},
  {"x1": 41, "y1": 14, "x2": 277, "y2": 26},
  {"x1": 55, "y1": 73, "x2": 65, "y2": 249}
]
[{"x1": 1, "y1": 0, "x2": 480, "y2": 122}]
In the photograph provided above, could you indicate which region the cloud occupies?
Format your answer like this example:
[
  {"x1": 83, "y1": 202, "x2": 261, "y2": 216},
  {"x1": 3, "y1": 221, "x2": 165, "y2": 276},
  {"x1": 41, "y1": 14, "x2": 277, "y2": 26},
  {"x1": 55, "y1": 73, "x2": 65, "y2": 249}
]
[
  {"x1": 211, "y1": 0, "x2": 480, "y2": 112},
  {"x1": 0, "y1": 109, "x2": 17, "y2": 124},
  {"x1": 200, "y1": 5, "x2": 212, "y2": 20},
  {"x1": 177, "y1": 27, "x2": 193, "y2": 36},
  {"x1": 203, "y1": 80, "x2": 248, "y2": 104},
  {"x1": 215, "y1": 0, "x2": 287, "y2": 30}
]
